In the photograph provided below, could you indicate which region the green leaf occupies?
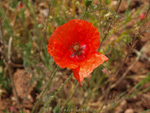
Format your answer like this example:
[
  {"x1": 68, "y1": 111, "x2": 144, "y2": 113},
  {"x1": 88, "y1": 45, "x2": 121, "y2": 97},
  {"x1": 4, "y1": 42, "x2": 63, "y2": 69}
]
[{"x1": 53, "y1": 104, "x2": 60, "y2": 113}]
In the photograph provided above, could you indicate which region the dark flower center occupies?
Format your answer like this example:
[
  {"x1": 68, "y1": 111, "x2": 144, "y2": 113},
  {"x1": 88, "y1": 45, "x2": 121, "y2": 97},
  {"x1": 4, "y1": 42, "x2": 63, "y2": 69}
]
[
  {"x1": 69, "y1": 43, "x2": 86, "y2": 61},
  {"x1": 71, "y1": 44, "x2": 84, "y2": 55},
  {"x1": 73, "y1": 45, "x2": 80, "y2": 52}
]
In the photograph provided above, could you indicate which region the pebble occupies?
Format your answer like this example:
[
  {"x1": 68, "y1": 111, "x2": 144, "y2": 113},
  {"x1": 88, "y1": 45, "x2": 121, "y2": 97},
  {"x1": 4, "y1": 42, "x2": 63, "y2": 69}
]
[{"x1": 125, "y1": 109, "x2": 134, "y2": 113}]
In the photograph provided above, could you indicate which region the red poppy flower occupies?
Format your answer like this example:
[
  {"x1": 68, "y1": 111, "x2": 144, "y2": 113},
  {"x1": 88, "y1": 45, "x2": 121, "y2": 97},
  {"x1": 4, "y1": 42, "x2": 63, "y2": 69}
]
[
  {"x1": 140, "y1": 14, "x2": 145, "y2": 21},
  {"x1": 20, "y1": 2, "x2": 23, "y2": 9},
  {"x1": 47, "y1": 19, "x2": 108, "y2": 83}
]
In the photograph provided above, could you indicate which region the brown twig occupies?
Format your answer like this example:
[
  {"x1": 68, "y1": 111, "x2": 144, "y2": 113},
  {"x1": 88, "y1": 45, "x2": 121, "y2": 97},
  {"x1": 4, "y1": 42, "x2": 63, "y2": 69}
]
[
  {"x1": 8, "y1": 38, "x2": 22, "y2": 110},
  {"x1": 145, "y1": 0, "x2": 150, "y2": 19},
  {"x1": 98, "y1": 0, "x2": 122, "y2": 51},
  {"x1": 98, "y1": 1, "x2": 122, "y2": 112},
  {"x1": 99, "y1": 35, "x2": 137, "y2": 112},
  {"x1": 0, "y1": 15, "x2": 22, "y2": 111},
  {"x1": 1, "y1": 1, "x2": 12, "y2": 25},
  {"x1": 139, "y1": 0, "x2": 150, "y2": 34},
  {"x1": 40, "y1": 0, "x2": 51, "y2": 49},
  {"x1": 111, "y1": 0, "x2": 150, "y2": 89},
  {"x1": 110, "y1": 42, "x2": 145, "y2": 89},
  {"x1": 0, "y1": 17, "x2": 4, "y2": 47}
]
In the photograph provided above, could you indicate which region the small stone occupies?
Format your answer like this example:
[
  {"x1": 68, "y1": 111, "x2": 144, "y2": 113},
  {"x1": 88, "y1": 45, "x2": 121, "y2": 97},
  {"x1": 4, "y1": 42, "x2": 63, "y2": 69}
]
[
  {"x1": 115, "y1": 100, "x2": 127, "y2": 113},
  {"x1": 120, "y1": 100, "x2": 127, "y2": 110},
  {"x1": 125, "y1": 109, "x2": 134, "y2": 113}
]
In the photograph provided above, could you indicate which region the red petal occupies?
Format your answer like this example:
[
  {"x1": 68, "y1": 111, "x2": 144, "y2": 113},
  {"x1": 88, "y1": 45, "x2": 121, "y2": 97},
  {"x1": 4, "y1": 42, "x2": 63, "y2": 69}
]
[
  {"x1": 72, "y1": 67, "x2": 84, "y2": 83},
  {"x1": 72, "y1": 52, "x2": 108, "y2": 83}
]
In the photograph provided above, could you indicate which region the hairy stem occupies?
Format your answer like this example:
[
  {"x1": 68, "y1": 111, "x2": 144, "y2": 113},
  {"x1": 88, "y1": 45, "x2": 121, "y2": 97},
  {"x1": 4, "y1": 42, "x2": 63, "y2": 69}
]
[
  {"x1": 31, "y1": 66, "x2": 59, "y2": 113},
  {"x1": 39, "y1": 74, "x2": 73, "y2": 113},
  {"x1": 60, "y1": 82, "x2": 79, "y2": 112},
  {"x1": 82, "y1": 7, "x2": 88, "y2": 19}
]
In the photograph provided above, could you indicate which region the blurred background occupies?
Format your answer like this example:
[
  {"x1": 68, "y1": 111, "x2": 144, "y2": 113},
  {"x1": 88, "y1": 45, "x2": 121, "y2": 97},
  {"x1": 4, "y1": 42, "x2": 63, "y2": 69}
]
[{"x1": 0, "y1": 0, "x2": 150, "y2": 113}]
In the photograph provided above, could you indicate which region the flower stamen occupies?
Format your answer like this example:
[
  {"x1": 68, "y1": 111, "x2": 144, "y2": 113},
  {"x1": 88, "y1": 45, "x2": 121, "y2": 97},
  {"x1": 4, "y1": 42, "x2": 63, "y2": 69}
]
[{"x1": 73, "y1": 45, "x2": 80, "y2": 51}]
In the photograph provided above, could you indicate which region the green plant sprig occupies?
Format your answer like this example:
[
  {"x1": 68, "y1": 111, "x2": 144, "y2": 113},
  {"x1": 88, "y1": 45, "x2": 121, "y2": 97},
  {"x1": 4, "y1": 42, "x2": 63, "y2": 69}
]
[{"x1": 39, "y1": 73, "x2": 73, "y2": 113}]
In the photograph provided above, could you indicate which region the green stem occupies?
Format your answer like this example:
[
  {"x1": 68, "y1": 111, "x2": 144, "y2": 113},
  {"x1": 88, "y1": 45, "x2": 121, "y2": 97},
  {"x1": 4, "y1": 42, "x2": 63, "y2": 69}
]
[
  {"x1": 60, "y1": 82, "x2": 79, "y2": 112},
  {"x1": 31, "y1": 66, "x2": 59, "y2": 113},
  {"x1": 115, "y1": 0, "x2": 122, "y2": 13},
  {"x1": 82, "y1": 7, "x2": 88, "y2": 19},
  {"x1": 39, "y1": 74, "x2": 73, "y2": 113}
]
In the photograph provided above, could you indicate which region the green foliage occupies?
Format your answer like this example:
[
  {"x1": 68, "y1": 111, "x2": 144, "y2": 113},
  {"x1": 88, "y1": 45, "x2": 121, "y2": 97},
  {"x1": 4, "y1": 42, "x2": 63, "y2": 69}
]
[
  {"x1": 134, "y1": 73, "x2": 150, "y2": 90},
  {"x1": 11, "y1": 0, "x2": 18, "y2": 8},
  {"x1": 0, "y1": 60, "x2": 12, "y2": 94},
  {"x1": 53, "y1": 104, "x2": 60, "y2": 113},
  {"x1": 35, "y1": 79, "x2": 42, "y2": 93},
  {"x1": 1, "y1": 0, "x2": 150, "y2": 112},
  {"x1": 141, "y1": 109, "x2": 150, "y2": 113},
  {"x1": 84, "y1": 0, "x2": 92, "y2": 7},
  {"x1": 128, "y1": 73, "x2": 150, "y2": 98},
  {"x1": 105, "y1": 0, "x2": 112, "y2": 4},
  {"x1": 23, "y1": 41, "x2": 33, "y2": 67},
  {"x1": 55, "y1": 17, "x2": 66, "y2": 26}
]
